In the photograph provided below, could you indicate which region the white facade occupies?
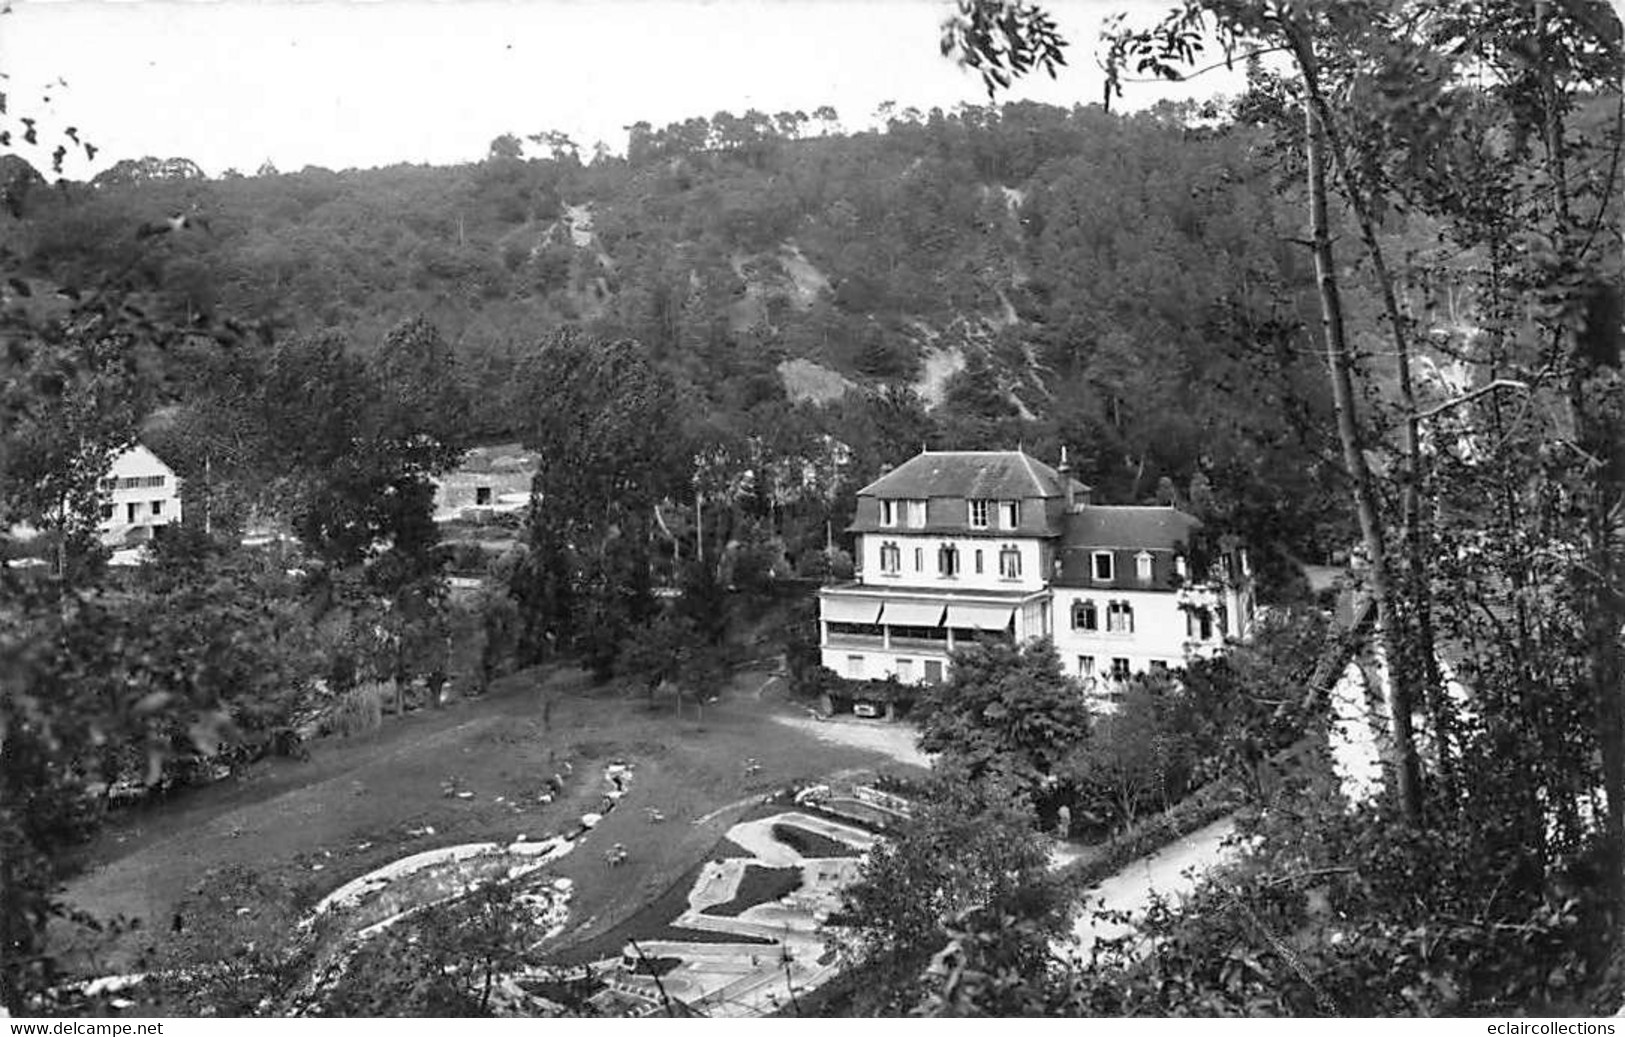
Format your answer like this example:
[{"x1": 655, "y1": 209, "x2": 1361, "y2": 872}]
[
  {"x1": 822, "y1": 585, "x2": 1050, "y2": 685},
  {"x1": 97, "y1": 444, "x2": 182, "y2": 546},
  {"x1": 825, "y1": 529, "x2": 1057, "y2": 686},
  {"x1": 1050, "y1": 586, "x2": 1225, "y2": 684},
  {"x1": 858, "y1": 533, "x2": 1049, "y2": 594}
]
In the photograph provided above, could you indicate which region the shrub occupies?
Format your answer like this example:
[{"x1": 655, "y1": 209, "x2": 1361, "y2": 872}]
[
  {"x1": 870, "y1": 772, "x2": 928, "y2": 799},
  {"x1": 330, "y1": 680, "x2": 386, "y2": 737},
  {"x1": 794, "y1": 549, "x2": 831, "y2": 579},
  {"x1": 771, "y1": 823, "x2": 862, "y2": 859},
  {"x1": 789, "y1": 663, "x2": 840, "y2": 701},
  {"x1": 629, "y1": 955, "x2": 681, "y2": 977},
  {"x1": 700, "y1": 865, "x2": 804, "y2": 917},
  {"x1": 447, "y1": 542, "x2": 488, "y2": 575}
]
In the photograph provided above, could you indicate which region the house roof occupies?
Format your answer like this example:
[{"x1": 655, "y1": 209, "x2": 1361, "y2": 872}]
[
  {"x1": 1062, "y1": 506, "x2": 1201, "y2": 551},
  {"x1": 111, "y1": 442, "x2": 179, "y2": 475},
  {"x1": 857, "y1": 450, "x2": 1089, "y2": 499}
]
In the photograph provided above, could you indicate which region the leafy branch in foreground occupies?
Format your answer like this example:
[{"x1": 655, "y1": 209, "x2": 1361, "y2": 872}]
[{"x1": 940, "y1": 0, "x2": 1068, "y2": 98}]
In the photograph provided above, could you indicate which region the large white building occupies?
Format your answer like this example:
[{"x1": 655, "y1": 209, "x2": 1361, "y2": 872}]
[
  {"x1": 97, "y1": 443, "x2": 183, "y2": 546},
  {"x1": 817, "y1": 449, "x2": 1254, "y2": 694}
]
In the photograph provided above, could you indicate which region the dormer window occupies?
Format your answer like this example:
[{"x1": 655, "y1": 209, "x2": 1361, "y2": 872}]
[
  {"x1": 1092, "y1": 551, "x2": 1114, "y2": 582},
  {"x1": 1135, "y1": 551, "x2": 1153, "y2": 584},
  {"x1": 968, "y1": 499, "x2": 990, "y2": 529},
  {"x1": 879, "y1": 499, "x2": 925, "y2": 528},
  {"x1": 999, "y1": 500, "x2": 1019, "y2": 529}
]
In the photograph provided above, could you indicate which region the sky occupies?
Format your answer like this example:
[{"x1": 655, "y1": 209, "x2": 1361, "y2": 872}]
[{"x1": 1, "y1": 0, "x2": 1238, "y2": 178}]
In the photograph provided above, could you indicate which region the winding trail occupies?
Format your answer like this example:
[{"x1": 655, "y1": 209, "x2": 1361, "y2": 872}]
[
  {"x1": 1063, "y1": 817, "x2": 1238, "y2": 957},
  {"x1": 767, "y1": 715, "x2": 933, "y2": 770}
]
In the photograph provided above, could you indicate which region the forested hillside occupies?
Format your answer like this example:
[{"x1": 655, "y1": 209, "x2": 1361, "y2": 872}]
[{"x1": 4, "y1": 101, "x2": 1353, "y2": 585}]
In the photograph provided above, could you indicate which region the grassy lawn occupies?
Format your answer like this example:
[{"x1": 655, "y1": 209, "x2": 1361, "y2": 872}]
[{"x1": 54, "y1": 661, "x2": 925, "y2": 984}]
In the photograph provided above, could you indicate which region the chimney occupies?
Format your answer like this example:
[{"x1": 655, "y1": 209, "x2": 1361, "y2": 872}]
[{"x1": 1058, "y1": 445, "x2": 1075, "y2": 511}]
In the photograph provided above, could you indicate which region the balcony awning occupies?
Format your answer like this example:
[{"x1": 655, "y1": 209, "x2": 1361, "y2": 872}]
[
  {"x1": 880, "y1": 601, "x2": 946, "y2": 627},
  {"x1": 821, "y1": 596, "x2": 883, "y2": 624},
  {"x1": 945, "y1": 603, "x2": 1016, "y2": 631}
]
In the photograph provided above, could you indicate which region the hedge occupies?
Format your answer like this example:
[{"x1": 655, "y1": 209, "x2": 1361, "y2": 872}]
[{"x1": 790, "y1": 666, "x2": 921, "y2": 706}]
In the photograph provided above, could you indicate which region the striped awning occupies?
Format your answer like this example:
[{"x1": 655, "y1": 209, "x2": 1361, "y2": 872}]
[
  {"x1": 821, "y1": 596, "x2": 883, "y2": 624},
  {"x1": 880, "y1": 601, "x2": 946, "y2": 627},
  {"x1": 945, "y1": 603, "x2": 1016, "y2": 631}
]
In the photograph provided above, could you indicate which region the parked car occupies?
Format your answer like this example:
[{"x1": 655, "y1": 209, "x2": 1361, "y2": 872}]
[{"x1": 852, "y1": 701, "x2": 881, "y2": 718}]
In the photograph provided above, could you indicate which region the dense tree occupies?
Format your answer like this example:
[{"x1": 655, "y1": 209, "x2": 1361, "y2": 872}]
[
  {"x1": 837, "y1": 765, "x2": 1065, "y2": 1014},
  {"x1": 0, "y1": 507, "x2": 317, "y2": 1008},
  {"x1": 507, "y1": 331, "x2": 684, "y2": 675},
  {"x1": 915, "y1": 638, "x2": 1088, "y2": 808},
  {"x1": 1060, "y1": 675, "x2": 1196, "y2": 833},
  {"x1": 320, "y1": 879, "x2": 548, "y2": 1016},
  {"x1": 0, "y1": 237, "x2": 269, "y2": 1007}
]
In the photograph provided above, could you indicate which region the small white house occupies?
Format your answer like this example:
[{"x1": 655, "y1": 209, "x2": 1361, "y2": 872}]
[
  {"x1": 97, "y1": 443, "x2": 183, "y2": 547},
  {"x1": 431, "y1": 442, "x2": 539, "y2": 523}
]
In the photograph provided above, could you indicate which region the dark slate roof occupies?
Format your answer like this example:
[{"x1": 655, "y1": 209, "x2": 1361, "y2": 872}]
[
  {"x1": 857, "y1": 450, "x2": 1089, "y2": 499},
  {"x1": 1062, "y1": 506, "x2": 1201, "y2": 551}
]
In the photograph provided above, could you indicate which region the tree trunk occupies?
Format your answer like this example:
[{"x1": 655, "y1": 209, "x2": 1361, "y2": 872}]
[
  {"x1": 1608, "y1": 0, "x2": 1625, "y2": 912},
  {"x1": 1573, "y1": 288, "x2": 1625, "y2": 905},
  {"x1": 1303, "y1": 97, "x2": 1423, "y2": 822},
  {"x1": 1569, "y1": 0, "x2": 1622, "y2": 907},
  {"x1": 1296, "y1": 27, "x2": 1454, "y2": 806},
  {"x1": 0, "y1": 754, "x2": 19, "y2": 1014}
]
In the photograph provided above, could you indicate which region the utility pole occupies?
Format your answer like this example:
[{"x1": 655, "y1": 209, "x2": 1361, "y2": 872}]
[
  {"x1": 627, "y1": 939, "x2": 678, "y2": 1017},
  {"x1": 695, "y1": 488, "x2": 704, "y2": 567},
  {"x1": 779, "y1": 940, "x2": 800, "y2": 1015}
]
